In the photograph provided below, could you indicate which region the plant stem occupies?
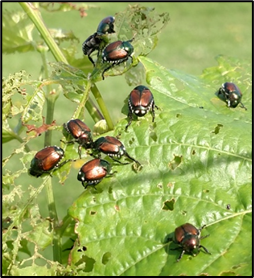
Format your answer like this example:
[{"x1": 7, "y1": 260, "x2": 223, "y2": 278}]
[
  {"x1": 45, "y1": 178, "x2": 62, "y2": 263},
  {"x1": 19, "y1": 2, "x2": 68, "y2": 63},
  {"x1": 91, "y1": 84, "x2": 114, "y2": 130},
  {"x1": 19, "y1": 2, "x2": 113, "y2": 128},
  {"x1": 18, "y1": 2, "x2": 114, "y2": 262},
  {"x1": 40, "y1": 47, "x2": 57, "y2": 146}
]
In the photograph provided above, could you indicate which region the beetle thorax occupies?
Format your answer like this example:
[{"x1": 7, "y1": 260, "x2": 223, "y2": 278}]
[
  {"x1": 182, "y1": 235, "x2": 199, "y2": 252},
  {"x1": 128, "y1": 99, "x2": 153, "y2": 117}
]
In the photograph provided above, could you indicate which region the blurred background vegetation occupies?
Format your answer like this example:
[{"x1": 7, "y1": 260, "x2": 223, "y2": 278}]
[{"x1": 2, "y1": 1, "x2": 251, "y2": 235}]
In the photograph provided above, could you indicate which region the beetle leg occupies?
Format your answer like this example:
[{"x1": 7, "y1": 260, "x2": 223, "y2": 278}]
[
  {"x1": 124, "y1": 152, "x2": 141, "y2": 166},
  {"x1": 176, "y1": 249, "x2": 185, "y2": 262},
  {"x1": 102, "y1": 65, "x2": 113, "y2": 80},
  {"x1": 90, "y1": 150, "x2": 101, "y2": 159},
  {"x1": 56, "y1": 159, "x2": 74, "y2": 169},
  {"x1": 170, "y1": 246, "x2": 188, "y2": 262},
  {"x1": 200, "y1": 224, "x2": 207, "y2": 230},
  {"x1": 151, "y1": 102, "x2": 156, "y2": 122},
  {"x1": 78, "y1": 145, "x2": 82, "y2": 159},
  {"x1": 60, "y1": 139, "x2": 74, "y2": 145},
  {"x1": 110, "y1": 156, "x2": 129, "y2": 165},
  {"x1": 199, "y1": 245, "x2": 211, "y2": 255},
  {"x1": 125, "y1": 112, "x2": 133, "y2": 131},
  {"x1": 88, "y1": 55, "x2": 96, "y2": 67},
  {"x1": 240, "y1": 102, "x2": 247, "y2": 110},
  {"x1": 200, "y1": 234, "x2": 210, "y2": 240}
]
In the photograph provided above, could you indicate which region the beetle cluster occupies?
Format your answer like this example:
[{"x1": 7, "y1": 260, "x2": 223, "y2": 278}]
[
  {"x1": 29, "y1": 118, "x2": 141, "y2": 188},
  {"x1": 101, "y1": 39, "x2": 134, "y2": 80},
  {"x1": 28, "y1": 83, "x2": 158, "y2": 184},
  {"x1": 82, "y1": 16, "x2": 115, "y2": 67},
  {"x1": 82, "y1": 16, "x2": 134, "y2": 80},
  {"x1": 63, "y1": 119, "x2": 141, "y2": 189},
  {"x1": 68, "y1": 83, "x2": 160, "y2": 187},
  {"x1": 28, "y1": 15, "x2": 252, "y2": 265}
]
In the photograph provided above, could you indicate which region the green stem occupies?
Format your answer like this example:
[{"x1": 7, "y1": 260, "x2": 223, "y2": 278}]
[
  {"x1": 58, "y1": 215, "x2": 73, "y2": 238},
  {"x1": 86, "y1": 97, "x2": 104, "y2": 123},
  {"x1": 19, "y1": 2, "x2": 63, "y2": 262},
  {"x1": 19, "y1": 2, "x2": 112, "y2": 127},
  {"x1": 73, "y1": 82, "x2": 92, "y2": 119},
  {"x1": 44, "y1": 98, "x2": 56, "y2": 146},
  {"x1": 91, "y1": 84, "x2": 114, "y2": 130},
  {"x1": 14, "y1": 133, "x2": 30, "y2": 152},
  {"x1": 45, "y1": 178, "x2": 61, "y2": 263},
  {"x1": 40, "y1": 47, "x2": 57, "y2": 146},
  {"x1": 19, "y1": 2, "x2": 68, "y2": 63},
  {"x1": 18, "y1": 3, "x2": 114, "y2": 262}
]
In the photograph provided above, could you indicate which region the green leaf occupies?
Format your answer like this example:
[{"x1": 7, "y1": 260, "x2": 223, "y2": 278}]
[
  {"x1": 68, "y1": 56, "x2": 251, "y2": 276},
  {"x1": 125, "y1": 62, "x2": 146, "y2": 86},
  {"x1": 48, "y1": 61, "x2": 87, "y2": 103},
  {"x1": 25, "y1": 220, "x2": 53, "y2": 250},
  {"x1": 2, "y1": 123, "x2": 18, "y2": 144},
  {"x1": 91, "y1": 4, "x2": 170, "y2": 81},
  {"x1": 115, "y1": 5, "x2": 170, "y2": 56},
  {"x1": 2, "y1": 10, "x2": 36, "y2": 54},
  {"x1": 201, "y1": 55, "x2": 252, "y2": 110},
  {"x1": 48, "y1": 28, "x2": 79, "y2": 44}
]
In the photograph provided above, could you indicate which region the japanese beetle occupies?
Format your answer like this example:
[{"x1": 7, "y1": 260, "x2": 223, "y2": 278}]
[
  {"x1": 82, "y1": 16, "x2": 115, "y2": 67},
  {"x1": 63, "y1": 119, "x2": 93, "y2": 158},
  {"x1": 96, "y1": 16, "x2": 115, "y2": 35},
  {"x1": 218, "y1": 82, "x2": 247, "y2": 110},
  {"x1": 77, "y1": 158, "x2": 111, "y2": 189},
  {"x1": 102, "y1": 39, "x2": 134, "y2": 79},
  {"x1": 172, "y1": 223, "x2": 211, "y2": 262},
  {"x1": 92, "y1": 136, "x2": 141, "y2": 166},
  {"x1": 82, "y1": 33, "x2": 103, "y2": 67},
  {"x1": 29, "y1": 146, "x2": 71, "y2": 177},
  {"x1": 125, "y1": 85, "x2": 159, "y2": 131}
]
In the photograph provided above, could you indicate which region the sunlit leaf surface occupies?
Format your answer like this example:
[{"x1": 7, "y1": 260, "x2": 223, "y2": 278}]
[{"x1": 68, "y1": 56, "x2": 252, "y2": 276}]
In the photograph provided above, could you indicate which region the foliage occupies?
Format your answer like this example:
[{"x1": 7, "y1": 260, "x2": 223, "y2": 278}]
[{"x1": 2, "y1": 3, "x2": 252, "y2": 276}]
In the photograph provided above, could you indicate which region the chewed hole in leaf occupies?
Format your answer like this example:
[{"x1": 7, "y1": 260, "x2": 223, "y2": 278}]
[
  {"x1": 150, "y1": 131, "x2": 158, "y2": 142},
  {"x1": 212, "y1": 123, "x2": 223, "y2": 134},
  {"x1": 168, "y1": 155, "x2": 183, "y2": 170},
  {"x1": 128, "y1": 137, "x2": 135, "y2": 145},
  {"x1": 78, "y1": 246, "x2": 87, "y2": 252},
  {"x1": 157, "y1": 182, "x2": 163, "y2": 189},
  {"x1": 181, "y1": 210, "x2": 187, "y2": 216},
  {"x1": 162, "y1": 198, "x2": 175, "y2": 211},
  {"x1": 220, "y1": 271, "x2": 238, "y2": 276},
  {"x1": 90, "y1": 211, "x2": 96, "y2": 215},
  {"x1": 108, "y1": 185, "x2": 113, "y2": 194},
  {"x1": 102, "y1": 252, "x2": 111, "y2": 265},
  {"x1": 167, "y1": 182, "x2": 175, "y2": 188},
  {"x1": 80, "y1": 255, "x2": 95, "y2": 272}
]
